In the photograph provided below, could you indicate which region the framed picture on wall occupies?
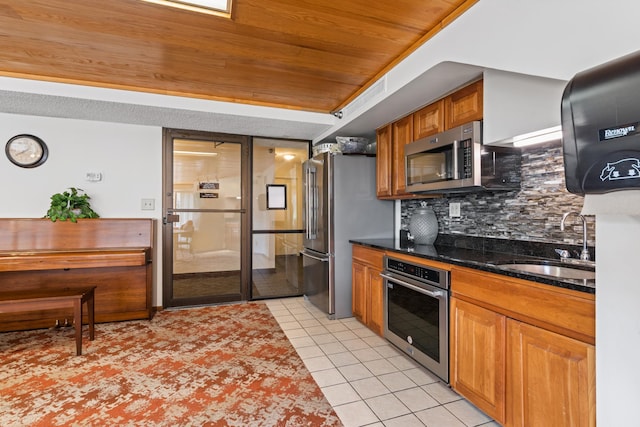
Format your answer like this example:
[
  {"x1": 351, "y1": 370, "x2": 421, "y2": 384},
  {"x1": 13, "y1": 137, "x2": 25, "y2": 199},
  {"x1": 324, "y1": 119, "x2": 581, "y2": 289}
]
[{"x1": 266, "y1": 184, "x2": 286, "y2": 210}]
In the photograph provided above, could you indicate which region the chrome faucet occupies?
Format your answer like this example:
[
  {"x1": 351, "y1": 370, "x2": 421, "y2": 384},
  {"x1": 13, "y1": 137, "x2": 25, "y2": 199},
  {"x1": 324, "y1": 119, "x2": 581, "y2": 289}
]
[{"x1": 560, "y1": 212, "x2": 590, "y2": 261}]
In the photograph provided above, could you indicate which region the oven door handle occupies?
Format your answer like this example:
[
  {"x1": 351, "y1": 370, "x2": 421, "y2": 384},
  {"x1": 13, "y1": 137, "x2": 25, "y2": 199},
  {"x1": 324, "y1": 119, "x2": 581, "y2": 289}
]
[{"x1": 380, "y1": 273, "x2": 445, "y2": 299}]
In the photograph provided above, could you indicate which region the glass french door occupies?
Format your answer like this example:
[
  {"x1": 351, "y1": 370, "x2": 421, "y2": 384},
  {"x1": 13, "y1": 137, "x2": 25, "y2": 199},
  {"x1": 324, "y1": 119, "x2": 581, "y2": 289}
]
[
  {"x1": 162, "y1": 129, "x2": 249, "y2": 308},
  {"x1": 251, "y1": 138, "x2": 309, "y2": 299}
]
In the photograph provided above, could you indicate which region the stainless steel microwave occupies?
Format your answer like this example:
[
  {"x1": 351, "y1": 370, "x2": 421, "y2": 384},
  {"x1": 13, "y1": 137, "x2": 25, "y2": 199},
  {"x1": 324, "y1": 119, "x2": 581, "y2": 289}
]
[{"x1": 404, "y1": 121, "x2": 521, "y2": 193}]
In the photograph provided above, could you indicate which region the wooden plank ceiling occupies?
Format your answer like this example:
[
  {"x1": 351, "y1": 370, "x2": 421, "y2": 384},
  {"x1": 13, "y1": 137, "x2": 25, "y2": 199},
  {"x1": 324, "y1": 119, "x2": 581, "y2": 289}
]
[{"x1": 0, "y1": 0, "x2": 476, "y2": 113}]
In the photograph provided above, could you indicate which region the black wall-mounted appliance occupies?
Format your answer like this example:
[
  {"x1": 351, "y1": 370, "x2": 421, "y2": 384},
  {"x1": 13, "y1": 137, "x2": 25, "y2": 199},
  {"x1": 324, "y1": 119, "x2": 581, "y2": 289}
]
[{"x1": 562, "y1": 50, "x2": 640, "y2": 195}]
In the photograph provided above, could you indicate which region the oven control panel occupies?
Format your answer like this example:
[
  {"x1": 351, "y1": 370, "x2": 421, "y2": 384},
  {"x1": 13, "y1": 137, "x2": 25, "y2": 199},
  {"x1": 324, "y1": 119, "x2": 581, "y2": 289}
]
[{"x1": 385, "y1": 257, "x2": 449, "y2": 289}]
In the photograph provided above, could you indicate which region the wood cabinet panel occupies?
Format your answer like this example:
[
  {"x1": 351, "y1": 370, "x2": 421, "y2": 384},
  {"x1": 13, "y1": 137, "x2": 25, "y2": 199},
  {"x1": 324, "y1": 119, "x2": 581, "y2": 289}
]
[
  {"x1": 0, "y1": 218, "x2": 153, "y2": 251},
  {"x1": 353, "y1": 244, "x2": 385, "y2": 267},
  {"x1": 451, "y1": 266, "x2": 595, "y2": 344},
  {"x1": 391, "y1": 115, "x2": 413, "y2": 196},
  {"x1": 451, "y1": 297, "x2": 506, "y2": 424},
  {"x1": 0, "y1": 249, "x2": 148, "y2": 272},
  {"x1": 506, "y1": 320, "x2": 596, "y2": 427},
  {"x1": 368, "y1": 268, "x2": 384, "y2": 335},
  {"x1": 351, "y1": 245, "x2": 385, "y2": 336},
  {"x1": 413, "y1": 99, "x2": 445, "y2": 139},
  {"x1": 376, "y1": 124, "x2": 392, "y2": 198},
  {"x1": 445, "y1": 80, "x2": 483, "y2": 129},
  {"x1": 352, "y1": 261, "x2": 367, "y2": 324}
]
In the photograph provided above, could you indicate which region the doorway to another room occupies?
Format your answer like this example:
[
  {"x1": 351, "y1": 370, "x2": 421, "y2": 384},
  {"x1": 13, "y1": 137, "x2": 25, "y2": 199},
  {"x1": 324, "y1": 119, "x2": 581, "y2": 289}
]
[
  {"x1": 252, "y1": 138, "x2": 308, "y2": 299},
  {"x1": 163, "y1": 129, "x2": 249, "y2": 308},
  {"x1": 162, "y1": 129, "x2": 309, "y2": 308}
]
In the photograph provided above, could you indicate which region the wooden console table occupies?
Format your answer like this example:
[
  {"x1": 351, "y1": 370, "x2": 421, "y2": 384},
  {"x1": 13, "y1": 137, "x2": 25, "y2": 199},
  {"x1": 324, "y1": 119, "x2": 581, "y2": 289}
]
[{"x1": 0, "y1": 287, "x2": 96, "y2": 355}]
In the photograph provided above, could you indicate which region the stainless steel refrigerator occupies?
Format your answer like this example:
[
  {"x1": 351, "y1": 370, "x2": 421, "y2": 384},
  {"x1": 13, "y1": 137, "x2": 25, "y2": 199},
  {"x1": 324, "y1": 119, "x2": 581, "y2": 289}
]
[{"x1": 301, "y1": 152, "x2": 394, "y2": 319}]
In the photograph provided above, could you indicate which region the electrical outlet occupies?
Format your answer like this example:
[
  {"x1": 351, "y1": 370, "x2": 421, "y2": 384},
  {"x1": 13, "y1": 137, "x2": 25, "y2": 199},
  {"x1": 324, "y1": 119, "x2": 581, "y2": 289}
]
[
  {"x1": 141, "y1": 198, "x2": 155, "y2": 210},
  {"x1": 449, "y1": 202, "x2": 461, "y2": 218}
]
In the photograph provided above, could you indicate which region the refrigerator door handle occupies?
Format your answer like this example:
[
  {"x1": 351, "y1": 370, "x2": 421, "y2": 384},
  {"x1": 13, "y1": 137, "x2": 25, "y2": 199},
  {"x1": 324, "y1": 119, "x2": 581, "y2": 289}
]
[
  {"x1": 301, "y1": 250, "x2": 329, "y2": 262},
  {"x1": 306, "y1": 166, "x2": 317, "y2": 240}
]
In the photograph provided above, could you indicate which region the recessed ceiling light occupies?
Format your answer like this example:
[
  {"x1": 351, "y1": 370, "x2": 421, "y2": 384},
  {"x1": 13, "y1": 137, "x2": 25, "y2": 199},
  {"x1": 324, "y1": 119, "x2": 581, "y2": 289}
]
[{"x1": 283, "y1": 154, "x2": 295, "y2": 161}]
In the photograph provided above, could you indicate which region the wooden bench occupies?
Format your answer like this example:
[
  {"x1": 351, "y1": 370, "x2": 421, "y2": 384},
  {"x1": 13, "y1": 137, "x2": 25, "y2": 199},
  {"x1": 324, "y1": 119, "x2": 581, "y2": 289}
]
[{"x1": 0, "y1": 287, "x2": 96, "y2": 355}]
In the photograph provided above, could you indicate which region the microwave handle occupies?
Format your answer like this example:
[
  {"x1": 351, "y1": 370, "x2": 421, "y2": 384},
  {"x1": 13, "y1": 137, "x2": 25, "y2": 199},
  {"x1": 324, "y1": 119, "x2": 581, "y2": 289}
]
[{"x1": 452, "y1": 139, "x2": 460, "y2": 180}]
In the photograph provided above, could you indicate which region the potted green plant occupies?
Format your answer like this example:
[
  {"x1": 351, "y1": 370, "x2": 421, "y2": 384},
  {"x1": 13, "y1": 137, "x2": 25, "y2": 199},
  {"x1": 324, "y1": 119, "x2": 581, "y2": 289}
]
[{"x1": 45, "y1": 187, "x2": 100, "y2": 222}]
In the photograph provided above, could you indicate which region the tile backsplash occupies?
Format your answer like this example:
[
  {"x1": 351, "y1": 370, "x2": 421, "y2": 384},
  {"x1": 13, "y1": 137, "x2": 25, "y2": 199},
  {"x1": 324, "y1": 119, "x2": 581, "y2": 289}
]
[{"x1": 401, "y1": 140, "x2": 595, "y2": 247}]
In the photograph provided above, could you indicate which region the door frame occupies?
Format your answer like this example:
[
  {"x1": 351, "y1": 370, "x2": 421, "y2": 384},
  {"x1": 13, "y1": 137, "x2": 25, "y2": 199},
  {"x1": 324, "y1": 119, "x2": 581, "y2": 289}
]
[{"x1": 161, "y1": 128, "x2": 252, "y2": 308}]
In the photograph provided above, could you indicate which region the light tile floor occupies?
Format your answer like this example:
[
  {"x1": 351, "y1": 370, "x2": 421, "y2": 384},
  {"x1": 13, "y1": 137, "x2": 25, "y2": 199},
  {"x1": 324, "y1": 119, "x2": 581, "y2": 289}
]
[{"x1": 264, "y1": 297, "x2": 500, "y2": 427}]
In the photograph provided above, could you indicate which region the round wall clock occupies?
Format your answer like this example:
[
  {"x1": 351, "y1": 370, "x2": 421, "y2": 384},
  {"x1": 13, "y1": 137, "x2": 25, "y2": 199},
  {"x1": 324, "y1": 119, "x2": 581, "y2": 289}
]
[{"x1": 5, "y1": 134, "x2": 48, "y2": 168}]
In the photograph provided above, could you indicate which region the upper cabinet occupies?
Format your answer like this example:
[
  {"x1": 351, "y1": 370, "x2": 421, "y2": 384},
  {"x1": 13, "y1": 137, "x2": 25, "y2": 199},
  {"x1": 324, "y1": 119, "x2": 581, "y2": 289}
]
[
  {"x1": 413, "y1": 99, "x2": 445, "y2": 140},
  {"x1": 375, "y1": 124, "x2": 392, "y2": 198},
  {"x1": 376, "y1": 80, "x2": 483, "y2": 199},
  {"x1": 376, "y1": 115, "x2": 419, "y2": 199},
  {"x1": 445, "y1": 80, "x2": 483, "y2": 129},
  {"x1": 391, "y1": 116, "x2": 413, "y2": 197}
]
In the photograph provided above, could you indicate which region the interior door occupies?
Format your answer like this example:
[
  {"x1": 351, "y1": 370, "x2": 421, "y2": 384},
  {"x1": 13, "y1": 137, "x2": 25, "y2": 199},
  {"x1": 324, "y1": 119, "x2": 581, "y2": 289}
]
[
  {"x1": 162, "y1": 129, "x2": 250, "y2": 308},
  {"x1": 251, "y1": 138, "x2": 309, "y2": 299}
]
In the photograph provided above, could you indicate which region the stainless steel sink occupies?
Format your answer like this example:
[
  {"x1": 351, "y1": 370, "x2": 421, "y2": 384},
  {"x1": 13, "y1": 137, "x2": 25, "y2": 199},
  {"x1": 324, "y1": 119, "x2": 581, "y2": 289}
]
[{"x1": 497, "y1": 263, "x2": 595, "y2": 280}]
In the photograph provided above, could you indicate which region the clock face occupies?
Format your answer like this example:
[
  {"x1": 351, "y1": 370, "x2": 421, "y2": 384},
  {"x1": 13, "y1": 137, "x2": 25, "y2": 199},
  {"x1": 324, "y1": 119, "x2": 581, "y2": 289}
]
[{"x1": 5, "y1": 134, "x2": 48, "y2": 168}]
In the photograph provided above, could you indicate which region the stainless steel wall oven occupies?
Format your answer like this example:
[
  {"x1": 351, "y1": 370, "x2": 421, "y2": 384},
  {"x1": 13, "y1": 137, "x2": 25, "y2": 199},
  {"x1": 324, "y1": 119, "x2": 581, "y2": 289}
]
[{"x1": 382, "y1": 255, "x2": 450, "y2": 383}]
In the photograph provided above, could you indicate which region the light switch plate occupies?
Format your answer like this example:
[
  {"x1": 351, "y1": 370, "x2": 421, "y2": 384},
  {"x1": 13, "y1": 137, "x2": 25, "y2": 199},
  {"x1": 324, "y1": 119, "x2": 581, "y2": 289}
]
[
  {"x1": 85, "y1": 172, "x2": 102, "y2": 182},
  {"x1": 449, "y1": 202, "x2": 461, "y2": 218}
]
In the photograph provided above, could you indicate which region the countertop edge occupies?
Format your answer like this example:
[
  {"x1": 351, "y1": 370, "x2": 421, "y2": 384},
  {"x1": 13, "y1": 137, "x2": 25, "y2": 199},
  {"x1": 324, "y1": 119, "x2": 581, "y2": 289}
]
[{"x1": 350, "y1": 239, "x2": 595, "y2": 294}]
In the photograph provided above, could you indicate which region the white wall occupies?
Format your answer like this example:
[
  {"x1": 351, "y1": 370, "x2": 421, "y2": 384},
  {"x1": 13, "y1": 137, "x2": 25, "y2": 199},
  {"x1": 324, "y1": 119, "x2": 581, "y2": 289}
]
[
  {"x1": 596, "y1": 215, "x2": 640, "y2": 424},
  {"x1": 0, "y1": 112, "x2": 164, "y2": 305},
  {"x1": 390, "y1": 0, "x2": 640, "y2": 89}
]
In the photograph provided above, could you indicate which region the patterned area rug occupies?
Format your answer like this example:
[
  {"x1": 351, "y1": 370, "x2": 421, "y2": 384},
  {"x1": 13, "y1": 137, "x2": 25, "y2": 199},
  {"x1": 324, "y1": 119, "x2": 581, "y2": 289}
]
[{"x1": 0, "y1": 302, "x2": 342, "y2": 426}]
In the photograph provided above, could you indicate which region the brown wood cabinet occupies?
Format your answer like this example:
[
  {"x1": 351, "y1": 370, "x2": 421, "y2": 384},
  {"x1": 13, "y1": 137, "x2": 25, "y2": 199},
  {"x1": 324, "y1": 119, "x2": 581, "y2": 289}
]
[
  {"x1": 351, "y1": 245, "x2": 385, "y2": 335},
  {"x1": 413, "y1": 99, "x2": 445, "y2": 139},
  {"x1": 450, "y1": 266, "x2": 595, "y2": 427},
  {"x1": 451, "y1": 297, "x2": 506, "y2": 423},
  {"x1": 375, "y1": 80, "x2": 482, "y2": 199},
  {"x1": 391, "y1": 115, "x2": 413, "y2": 197},
  {"x1": 376, "y1": 118, "x2": 422, "y2": 200},
  {"x1": 506, "y1": 320, "x2": 595, "y2": 427},
  {"x1": 445, "y1": 79, "x2": 484, "y2": 129},
  {"x1": 377, "y1": 113, "x2": 435, "y2": 200},
  {"x1": 375, "y1": 124, "x2": 392, "y2": 198}
]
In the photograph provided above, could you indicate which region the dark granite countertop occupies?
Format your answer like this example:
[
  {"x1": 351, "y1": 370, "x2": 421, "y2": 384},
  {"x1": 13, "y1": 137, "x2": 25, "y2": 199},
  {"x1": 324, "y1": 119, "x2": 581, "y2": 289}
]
[{"x1": 350, "y1": 237, "x2": 595, "y2": 294}]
